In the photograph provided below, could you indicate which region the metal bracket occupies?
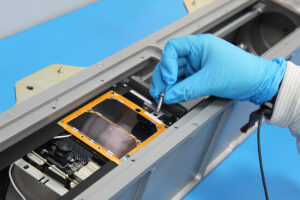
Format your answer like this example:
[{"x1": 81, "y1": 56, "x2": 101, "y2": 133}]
[
  {"x1": 15, "y1": 64, "x2": 86, "y2": 104},
  {"x1": 184, "y1": 0, "x2": 215, "y2": 13}
]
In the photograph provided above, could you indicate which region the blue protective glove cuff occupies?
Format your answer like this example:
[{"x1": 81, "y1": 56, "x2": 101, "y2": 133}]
[{"x1": 249, "y1": 57, "x2": 286, "y2": 104}]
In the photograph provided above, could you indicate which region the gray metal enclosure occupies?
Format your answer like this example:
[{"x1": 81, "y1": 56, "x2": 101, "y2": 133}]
[
  {"x1": 109, "y1": 100, "x2": 256, "y2": 200},
  {"x1": 1, "y1": 0, "x2": 300, "y2": 199}
]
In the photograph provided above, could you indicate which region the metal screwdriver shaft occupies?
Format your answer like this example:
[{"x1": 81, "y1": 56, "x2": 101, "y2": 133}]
[{"x1": 155, "y1": 93, "x2": 164, "y2": 113}]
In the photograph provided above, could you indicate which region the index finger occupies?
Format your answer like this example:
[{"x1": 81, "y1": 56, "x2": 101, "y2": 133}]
[
  {"x1": 160, "y1": 36, "x2": 193, "y2": 86},
  {"x1": 150, "y1": 57, "x2": 188, "y2": 102}
]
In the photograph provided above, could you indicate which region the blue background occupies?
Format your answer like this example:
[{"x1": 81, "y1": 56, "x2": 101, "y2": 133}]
[{"x1": 0, "y1": 0, "x2": 299, "y2": 199}]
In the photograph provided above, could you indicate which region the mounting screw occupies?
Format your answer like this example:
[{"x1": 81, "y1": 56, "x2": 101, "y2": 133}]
[
  {"x1": 27, "y1": 86, "x2": 34, "y2": 90},
  {"x1": 58, "y1": 67, "x2": 63, "y2": 73},
  {"x1": 192, "y1": 122, "x2": 199, "y2": 127},
  {"x1": 97, "y1": 63, "x2": 103, "y2": 68}
]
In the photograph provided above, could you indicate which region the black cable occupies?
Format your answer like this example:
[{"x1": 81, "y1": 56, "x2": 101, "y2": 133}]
[{"x1": 257, "y1": 111, "x2": 269, "y2": 200}]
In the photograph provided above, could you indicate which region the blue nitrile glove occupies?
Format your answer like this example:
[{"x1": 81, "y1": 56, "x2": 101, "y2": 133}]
[{"x1": 150, "y1": 34, "x2": 286, "y2": 104}]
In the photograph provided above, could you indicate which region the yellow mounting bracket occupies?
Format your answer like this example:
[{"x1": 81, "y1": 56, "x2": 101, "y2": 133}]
[
  {"x1": 184, "y1": 0, "x2": 215, "y2": 13},
  {"x1": 15, "y1": 64, "x2": 86, "y2": 104}
]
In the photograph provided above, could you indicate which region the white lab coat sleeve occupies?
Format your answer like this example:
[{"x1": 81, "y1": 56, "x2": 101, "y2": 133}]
[{"x1": 268, "y1": 61, "x2": 300, "y2": 152}]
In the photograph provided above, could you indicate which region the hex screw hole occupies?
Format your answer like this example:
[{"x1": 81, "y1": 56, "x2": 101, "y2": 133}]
[
  {"x1": 131, "y1": 159, "x2": 135, "y2": 162},
  {"x1": 27, "y1": 86, "x2": 34, "y2": 90},
  {"x1": 23, "y1": 164, "x2": 29, "y2": 169},
  {"x1": 135, "y1": 108, "x2": 141, "y2": 112},
  {"x1": 52, "y1": 106, "x2": 56, "y2": 110},
  {"x1": 283, "y1": 28, "x2": 289, "y2": 33}
]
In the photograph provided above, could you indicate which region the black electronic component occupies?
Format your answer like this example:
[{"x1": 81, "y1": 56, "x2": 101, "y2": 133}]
[
  {"x1": 54, "y1": 140, "x2": 73, "y2": 165},
  {"x1": 35, "y1": 139, "x2": 88, "y2": 176},
  {"x1": 24, "y1": 134, "x2": 109, "y2": 188}
]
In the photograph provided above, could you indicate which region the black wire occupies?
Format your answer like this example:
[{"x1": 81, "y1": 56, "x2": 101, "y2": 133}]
[{"x1": 257, "y1": 111, "x2": 269, "y2": 200}]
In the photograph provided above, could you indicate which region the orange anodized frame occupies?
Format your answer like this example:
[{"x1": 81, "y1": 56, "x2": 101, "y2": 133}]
[{"x1": 58, "y1": 90, "x2": 167, "y2": 165}]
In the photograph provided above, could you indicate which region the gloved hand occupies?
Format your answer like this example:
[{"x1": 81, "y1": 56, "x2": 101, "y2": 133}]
[{"x1": 150, "y1": 34, "x2": 286, "y2": 104}]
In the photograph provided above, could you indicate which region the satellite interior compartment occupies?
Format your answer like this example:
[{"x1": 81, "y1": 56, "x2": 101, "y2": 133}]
[{"x1": 1, "y1": 0, "x2": 300, "y2": 199}]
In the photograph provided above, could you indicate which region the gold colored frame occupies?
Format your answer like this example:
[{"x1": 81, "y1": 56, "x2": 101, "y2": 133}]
[{"x1": 58, "y1": 91, "x2": 167, "y2": 164}]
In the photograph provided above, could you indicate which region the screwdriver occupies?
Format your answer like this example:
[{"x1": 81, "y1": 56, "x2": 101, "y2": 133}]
[{"x1": 155, "y1": 93, "x2": 164, "y2": 114}]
